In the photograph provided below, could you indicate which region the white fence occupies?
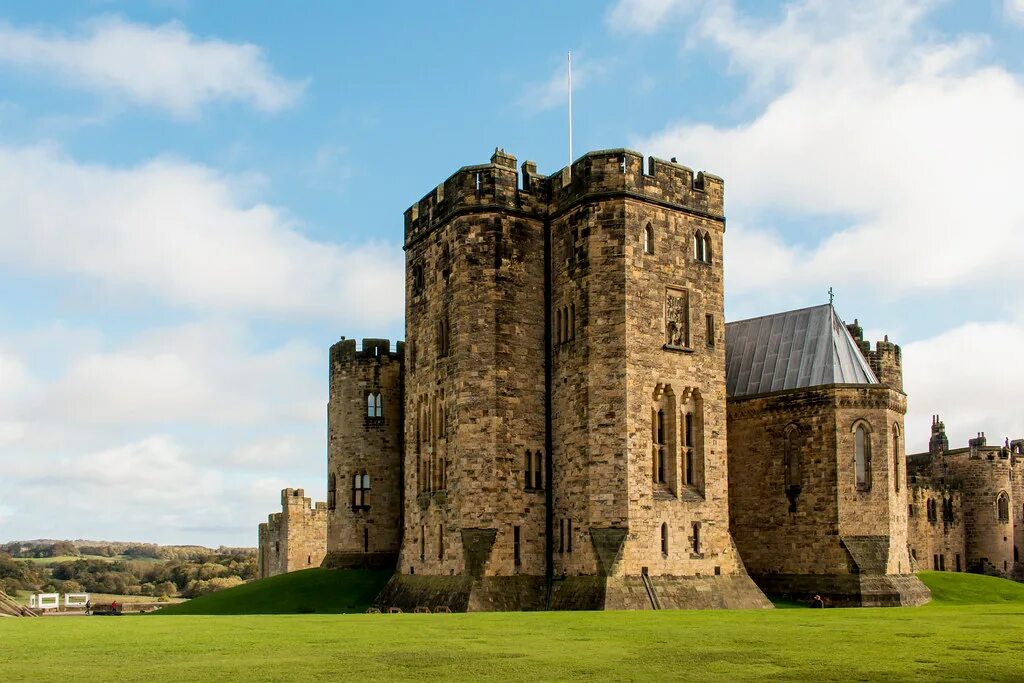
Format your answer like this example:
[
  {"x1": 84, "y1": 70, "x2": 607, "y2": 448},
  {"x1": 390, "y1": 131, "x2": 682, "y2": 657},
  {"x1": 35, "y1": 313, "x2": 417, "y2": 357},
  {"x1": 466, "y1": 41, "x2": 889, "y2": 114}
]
[{"x1": 29, "y1": 593, "x2": 90, "y2": 611}]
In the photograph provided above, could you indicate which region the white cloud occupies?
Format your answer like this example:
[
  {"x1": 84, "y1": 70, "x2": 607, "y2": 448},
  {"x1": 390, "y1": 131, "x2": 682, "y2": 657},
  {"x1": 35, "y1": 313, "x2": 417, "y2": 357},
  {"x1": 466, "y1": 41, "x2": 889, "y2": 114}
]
[
  {"x1": 606, "y1": 0, "x2": 693, "y2": 34},
  {"x1": 0, "y1": 144, "x2": 404, "y2": 323},
  {"x1": 0, "y1": 16, "x2": 305, "y2": 117},
  {"x1": 636, "y1": 0, "x2": 1024, "y2": 300},
  {"x1": 0, "y1": 320, "x2": 327, "y2": 544},
  {"x1": 5, "y1": 321, "x2": 321, "y2": 428},
  {"x1": 1006, "y1": 0, "x2": 1024, "y2": 26},
  {"x1": 903, "y1": 322, "x2": 1024, "y2": 452},
  {"x1": 519, "y1": 54, "x2": 606, "y2": 111}
]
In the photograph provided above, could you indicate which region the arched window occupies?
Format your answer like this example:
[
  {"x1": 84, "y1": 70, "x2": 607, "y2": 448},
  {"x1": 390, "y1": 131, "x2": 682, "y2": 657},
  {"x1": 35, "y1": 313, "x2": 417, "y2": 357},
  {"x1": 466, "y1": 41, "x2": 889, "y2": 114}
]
[
  {"x1": 997, "y1": 492, "x2": 1010, "y2": 522},
  {"x1": 892, "y1": 425, "x2": 901, "y2": 492},
  {"x1": 524, "y1": 450, "x2": 533, "y2": 489},
  {"x1": 693, "y1": 231, "x2": 704, "y2": 261},
  {"x1": 692, "y1": 522, "x2": 701, "y2": 554},
  {"x1": 655, "y1": 409, "x2": 667, "y2": 484},
  {"x1": 854, "y1": 423, "x2": 871, "y2": 490},
  {"x1": 660, "y1": 523, "x2": 669, "y2": 555},
  {"x1": 352, "y1": 473, "x2": 365, "y2": 508},
  {"x1": 367, "y1": 392, "x2": 382, "y2": 418},
  {"x1": 703, "y1": 233, "x2": 712, "y2": 262},
  {"x1": 682, "y1": 389, "x2": 705, "y2": 493},
  {"x1": 327, "y1": 473, "x2": 337, "y2": 510},
  {"x1": 644, "y1": 224, "x2": 655, "y2": 255},
  {"x1": 534, "y1": 451, "x2": 544, "y2": 490}
]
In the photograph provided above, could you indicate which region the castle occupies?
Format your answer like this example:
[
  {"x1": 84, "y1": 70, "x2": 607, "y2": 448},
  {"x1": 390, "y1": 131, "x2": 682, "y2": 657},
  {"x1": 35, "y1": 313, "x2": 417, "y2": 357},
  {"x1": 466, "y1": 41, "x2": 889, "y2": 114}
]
[{"x1": 257, "y1": 148, "x2": 1021, "y2": 609}]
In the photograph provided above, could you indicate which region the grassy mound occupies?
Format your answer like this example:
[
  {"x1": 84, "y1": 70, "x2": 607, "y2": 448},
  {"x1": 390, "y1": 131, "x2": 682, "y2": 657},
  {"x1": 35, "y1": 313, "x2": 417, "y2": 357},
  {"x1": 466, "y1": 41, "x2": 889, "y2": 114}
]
[
  {"x1": 918, "y1": 570, "x2": 1024, "y2": 605},
  {"x1": 157, "y1": 568, "x2": 391, "y2": 615}
]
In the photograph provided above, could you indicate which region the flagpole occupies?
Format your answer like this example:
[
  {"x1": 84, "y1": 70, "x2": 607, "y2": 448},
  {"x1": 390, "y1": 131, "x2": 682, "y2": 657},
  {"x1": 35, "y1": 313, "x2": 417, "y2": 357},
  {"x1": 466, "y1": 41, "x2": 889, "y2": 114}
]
[{"x1": 567, "y1": 50, "x2": 573, "y2": 171}]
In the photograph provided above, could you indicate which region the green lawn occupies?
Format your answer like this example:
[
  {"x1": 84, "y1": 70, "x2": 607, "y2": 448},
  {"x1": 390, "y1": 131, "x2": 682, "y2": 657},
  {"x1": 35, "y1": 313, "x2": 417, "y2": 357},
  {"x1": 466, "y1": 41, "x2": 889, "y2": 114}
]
[{"x1": 0, "y1": 572, "x2": 1022, "y2": 681}]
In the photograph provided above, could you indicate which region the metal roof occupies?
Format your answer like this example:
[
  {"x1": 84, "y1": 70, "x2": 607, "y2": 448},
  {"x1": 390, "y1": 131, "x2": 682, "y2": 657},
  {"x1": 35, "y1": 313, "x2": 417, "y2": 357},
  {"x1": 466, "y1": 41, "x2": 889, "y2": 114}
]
[{"x1": 725, "y1": 304, "x2": 877, "y2": 399}]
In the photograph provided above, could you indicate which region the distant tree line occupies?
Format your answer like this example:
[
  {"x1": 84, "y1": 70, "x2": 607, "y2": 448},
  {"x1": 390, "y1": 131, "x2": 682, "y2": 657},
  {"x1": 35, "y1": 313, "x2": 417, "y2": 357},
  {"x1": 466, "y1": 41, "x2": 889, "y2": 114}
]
[{"x1": 0, "y1": 540, "x2": 257, "y2": 598}]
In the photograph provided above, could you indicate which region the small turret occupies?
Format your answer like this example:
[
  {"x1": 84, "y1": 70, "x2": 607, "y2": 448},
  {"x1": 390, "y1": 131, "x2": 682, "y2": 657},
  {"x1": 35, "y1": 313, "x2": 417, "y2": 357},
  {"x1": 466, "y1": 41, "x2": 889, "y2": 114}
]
[
  {"x1": 865, "y1": 334, "x2": 903, "y2": 391},
  {"x1": 929, "y1": 415, "x2": 948, "y2": 457}
]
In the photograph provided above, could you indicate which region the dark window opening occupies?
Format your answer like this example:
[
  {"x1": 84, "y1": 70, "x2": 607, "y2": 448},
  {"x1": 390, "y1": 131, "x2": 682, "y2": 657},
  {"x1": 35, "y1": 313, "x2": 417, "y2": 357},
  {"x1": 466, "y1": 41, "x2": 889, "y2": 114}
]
[
  {"x1": 567, "y1": 520, "x2": 573, "y2": 553},
  {"x1": 363, "y1": 528, "x2": 369, "y2": 553},
  {"x1": 705, "y1": 313, "x2": 715, "y2": 348},
  {"x1": 351, "y1": 472, "x2": 370, "y2": 509},
  {"x1": 513, "y1": 526, "x2": 521, "y2": 567},
  {"x1": 327, "y1": 472, "x2": 337, "y2": 510},
  {"x1": 660, "y1": 523, "x2": 668, "y2": 556},
  {"x1": 854, "y1": 424, "x2": 872, "y2": 491},
  {"x1": 420, "y1": 526, "x2": 425, "y2": 562},
  {"x1": 655, "y1": 409, "x2": 666, "y2": 484},
  {"x1": 691, "y1": 522, "x2": 701, "y2": 555},
  {"x1": 997, "y1": 492, "x2": 1010, "y2": 522},
  {"x1": 644, "y1": 224, "x2": 654, "y2": 255},
  {"x1": 439, "y1": 525, "x2": 444, "y2": 561}
]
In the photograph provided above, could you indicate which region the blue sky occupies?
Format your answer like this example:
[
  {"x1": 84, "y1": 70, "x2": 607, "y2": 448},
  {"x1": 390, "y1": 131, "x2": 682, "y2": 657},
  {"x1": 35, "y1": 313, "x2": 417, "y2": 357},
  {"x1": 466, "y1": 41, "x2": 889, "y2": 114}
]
[{"x1": 1, "y1": 0, "x2": 1022, "y2": 546}]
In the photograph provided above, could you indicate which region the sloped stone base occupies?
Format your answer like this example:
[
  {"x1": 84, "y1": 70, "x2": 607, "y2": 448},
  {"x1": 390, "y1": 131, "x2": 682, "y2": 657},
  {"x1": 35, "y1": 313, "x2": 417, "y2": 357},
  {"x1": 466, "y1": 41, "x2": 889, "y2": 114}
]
[
  {"x1": 374, "y1": 574, "x2": 547, "y2": 612},
  {"x1": 548, "y1": 574, "x2": 771, "y2": 611},
  {"x1": 376, "y1": 572, "x2": 771, "y2": 612},
  {"x1": 753, "y1": 573, "x2": 931, "y2": 607},
  {"x1": 320, "y1": 551, "x2": 397, "y2": 571}
]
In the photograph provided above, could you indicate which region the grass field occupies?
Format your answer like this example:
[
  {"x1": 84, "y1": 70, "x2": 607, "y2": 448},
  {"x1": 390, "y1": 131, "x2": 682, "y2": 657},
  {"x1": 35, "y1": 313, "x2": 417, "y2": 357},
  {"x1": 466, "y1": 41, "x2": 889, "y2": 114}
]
[{"x1": 1, "y1": 571, "x2": 1022, "y2": 681}]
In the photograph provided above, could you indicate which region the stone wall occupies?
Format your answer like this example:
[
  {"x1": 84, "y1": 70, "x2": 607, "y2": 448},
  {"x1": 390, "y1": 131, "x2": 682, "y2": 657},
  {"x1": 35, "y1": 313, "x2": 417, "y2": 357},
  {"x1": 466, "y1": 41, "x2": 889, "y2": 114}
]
[
  {"x1": 907, "y1": 479, "x2": 965, "y2": 571},
  {"x1": 257, "y1": 488, "x2": 327, "y2": 579},
  {"x1": 906, "y1": 427, "x2": 1022, "y2": 579},
  {"x1": 325, "y1": 338, "x2": 403, "y2": 569}
]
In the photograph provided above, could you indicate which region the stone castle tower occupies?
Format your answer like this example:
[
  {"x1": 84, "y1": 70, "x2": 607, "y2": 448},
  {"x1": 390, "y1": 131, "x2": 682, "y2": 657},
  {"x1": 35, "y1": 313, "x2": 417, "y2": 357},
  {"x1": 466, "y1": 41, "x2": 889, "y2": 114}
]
[
  {"x1": 328, "y1": 148, "x2": 768, "y2": 610},
  {"x1": 324, "y1": 338, "x2": 404, "y2": 569},
  {"x1": 257, "y1": 488, "x2": 327, "y2": 579}
]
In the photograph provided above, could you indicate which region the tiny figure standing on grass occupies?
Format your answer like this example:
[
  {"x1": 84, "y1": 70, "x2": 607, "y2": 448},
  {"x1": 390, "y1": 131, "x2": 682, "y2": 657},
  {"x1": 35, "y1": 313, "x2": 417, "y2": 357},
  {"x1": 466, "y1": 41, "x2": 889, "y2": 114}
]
[{"x1": 811, "y1": 594, "x2": 825, "y2": 608}]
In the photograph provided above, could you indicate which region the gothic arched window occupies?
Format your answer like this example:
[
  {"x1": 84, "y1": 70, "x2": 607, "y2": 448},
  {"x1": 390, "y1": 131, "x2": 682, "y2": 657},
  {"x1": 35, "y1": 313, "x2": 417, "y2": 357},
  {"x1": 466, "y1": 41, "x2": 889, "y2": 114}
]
[
  {"x1": 854, "y1": 423, "x2": 872, "y2": 490},
  {"x1": 661, "y1": 523, "x2": 669, "y2": 555},
  {"x1": 892, "y1": 425, "x2": 901, "y2": 493},
  {"x1": 644, "y1": 224, "x2": 655, "y2": 255},
  {"x1": 997, "y1": 491, "x2": 1010, "y2": 522}
]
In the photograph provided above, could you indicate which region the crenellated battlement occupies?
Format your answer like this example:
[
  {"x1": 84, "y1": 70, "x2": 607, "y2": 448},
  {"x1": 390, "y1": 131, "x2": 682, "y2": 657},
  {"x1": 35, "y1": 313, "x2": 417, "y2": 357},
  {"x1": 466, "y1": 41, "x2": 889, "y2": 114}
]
[
  {"x1": 546, "y1": 148, "x2": 724, "y2": 219},
  {"x1": 329, "y1": 337, "x2": 404, "y2": 367},
  {"x1": 403, "y1": 148, "x2": 725, "y2": 248}
]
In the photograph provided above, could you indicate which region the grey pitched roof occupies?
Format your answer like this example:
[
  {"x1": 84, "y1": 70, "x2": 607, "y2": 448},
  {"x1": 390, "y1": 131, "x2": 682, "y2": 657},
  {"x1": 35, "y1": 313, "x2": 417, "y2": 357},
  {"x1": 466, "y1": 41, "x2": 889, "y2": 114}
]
[{"x1": 725, "y1": 304, "x2": 877, "y2": 399}]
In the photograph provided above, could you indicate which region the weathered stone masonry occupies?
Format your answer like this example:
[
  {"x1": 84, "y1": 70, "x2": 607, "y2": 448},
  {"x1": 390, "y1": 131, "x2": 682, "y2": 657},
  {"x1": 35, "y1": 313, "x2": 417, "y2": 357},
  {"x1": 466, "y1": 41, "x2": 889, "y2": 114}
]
[
  {"x1": 257, "y1": 488, "x2": 327, "y2": 580},
  {"x1": 365, "y1": 148, "x2": 769, "y2": 610}
]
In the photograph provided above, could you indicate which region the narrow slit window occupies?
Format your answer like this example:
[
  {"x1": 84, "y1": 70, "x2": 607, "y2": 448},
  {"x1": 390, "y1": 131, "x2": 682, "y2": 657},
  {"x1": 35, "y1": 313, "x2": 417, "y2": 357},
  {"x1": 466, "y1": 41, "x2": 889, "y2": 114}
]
[
  {"x1": 644, "y1": 224, "x2": 654, "y2": 255},
  {"x1": 705, "y1": 314, "x2": 715, "y2": 348},
  {"x1": 660, "y1": 523, "x2": 669, "y2": 556},
  {"x1": 513, "y1": 526, "x2": 521, "y2": 567}
]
